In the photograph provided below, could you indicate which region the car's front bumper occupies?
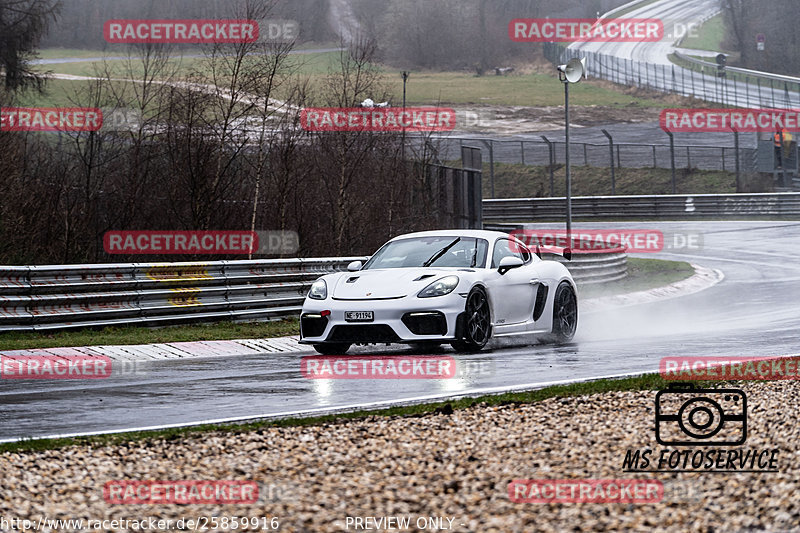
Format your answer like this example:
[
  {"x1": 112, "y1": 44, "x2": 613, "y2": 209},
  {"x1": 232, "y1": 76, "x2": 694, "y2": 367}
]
[{"x1": 299, "y1": 294, "x2": 467, "y2": 344}]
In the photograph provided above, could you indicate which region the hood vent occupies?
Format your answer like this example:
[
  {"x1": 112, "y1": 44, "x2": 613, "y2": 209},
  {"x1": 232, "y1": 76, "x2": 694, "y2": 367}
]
[{"x1": 413, "y1": 274, "x2": 436, "y2": 282}]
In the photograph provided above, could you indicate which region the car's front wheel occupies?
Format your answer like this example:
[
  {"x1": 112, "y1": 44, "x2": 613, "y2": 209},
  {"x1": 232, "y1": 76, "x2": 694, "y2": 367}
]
[
  {"x1": 312, "y1": 343, "x2": 351, "y2": 355},
  {"x1": 451, "y1": 286, "x2": 492, "y2": 352},
  {"x1": 550, "y1": 281, "x2": 578, "y2": 343}
]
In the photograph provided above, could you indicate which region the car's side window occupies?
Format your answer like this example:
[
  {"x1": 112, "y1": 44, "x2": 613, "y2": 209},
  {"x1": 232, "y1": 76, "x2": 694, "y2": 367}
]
[
  {"x1": 491, "y1": 238, "x2": 527, "y2": 268},
  {"x1": 519, "y1": 244, "x2": 532, "y2": 263}
]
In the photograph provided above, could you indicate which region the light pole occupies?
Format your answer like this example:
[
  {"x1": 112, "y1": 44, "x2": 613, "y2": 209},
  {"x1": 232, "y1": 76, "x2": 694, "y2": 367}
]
[{"x1": 556, "y1": 57, "x2": 586, "y2": 236}]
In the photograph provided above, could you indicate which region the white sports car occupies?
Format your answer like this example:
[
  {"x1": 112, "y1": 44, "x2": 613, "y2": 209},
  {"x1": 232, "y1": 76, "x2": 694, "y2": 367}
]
[{"x1": 299, "y1": 230, "x2": 578, "y2": 354}]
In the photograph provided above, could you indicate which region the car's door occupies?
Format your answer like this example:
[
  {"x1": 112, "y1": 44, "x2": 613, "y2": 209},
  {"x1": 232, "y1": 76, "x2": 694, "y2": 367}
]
[{"x1": 485, "y1": 238, "x2": 537, "y2": 326}]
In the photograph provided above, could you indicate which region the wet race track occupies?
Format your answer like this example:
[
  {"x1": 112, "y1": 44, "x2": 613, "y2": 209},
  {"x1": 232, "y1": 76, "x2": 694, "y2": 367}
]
[{"x1": 2, "y1": 221, "x2": 799, "y2": 441}]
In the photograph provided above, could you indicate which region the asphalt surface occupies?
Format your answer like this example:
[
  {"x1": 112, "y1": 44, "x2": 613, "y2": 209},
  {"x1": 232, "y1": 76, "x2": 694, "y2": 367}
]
[
  {"x1": 569, "y1": 0, "x2": 800, "y2": 108},
  {"x1": 1, "y1": 221, "x2": 798, "y2": 441}
]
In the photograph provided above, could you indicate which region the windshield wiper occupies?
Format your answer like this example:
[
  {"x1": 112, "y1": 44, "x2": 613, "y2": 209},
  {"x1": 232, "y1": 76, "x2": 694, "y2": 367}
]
[{"x1": 422, "y1": 238, "x2": 461, "y2": 267}]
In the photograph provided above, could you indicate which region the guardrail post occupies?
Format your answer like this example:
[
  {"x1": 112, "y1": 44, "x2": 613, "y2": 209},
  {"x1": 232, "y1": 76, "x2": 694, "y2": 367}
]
[
  {"x1": 601, "y1": 129, "x2": 615, "y2": 195},
  {"x1": 541, "y1": 135, "x2": 555, "y2": 197},
  {"x1": 667, "y1": 131, "x2": 677, "y2": 194},
  {"x1": 520, "y1": 140, "x2": 525, "y2": 165}
]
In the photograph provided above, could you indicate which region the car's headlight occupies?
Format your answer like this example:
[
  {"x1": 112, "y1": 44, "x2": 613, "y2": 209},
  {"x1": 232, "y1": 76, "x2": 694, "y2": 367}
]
[
  {"x1": 308, "y1": 279, "x2": 327, "y2": 300},
  {"x1": 418, "y1": 275, "x2": 459, "y2": 298}
]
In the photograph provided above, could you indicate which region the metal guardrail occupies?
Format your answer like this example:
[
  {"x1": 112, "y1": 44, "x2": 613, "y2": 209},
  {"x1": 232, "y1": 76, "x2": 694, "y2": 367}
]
[
  {"x1": 0, "y1": 258, "x2": 366, "y2": 332},
  {"x1": 483, "y1": 192, "x2": 800, "y2": 222},
  {"x1": 0, "y1": 234, "x2": 630, "y2": 331},
  {"x1": 484, "y1": 224, "x2": 628, "y2": 284},
  {"x1": 674, "y1": 51, "x2": 800, "y2": 85}
]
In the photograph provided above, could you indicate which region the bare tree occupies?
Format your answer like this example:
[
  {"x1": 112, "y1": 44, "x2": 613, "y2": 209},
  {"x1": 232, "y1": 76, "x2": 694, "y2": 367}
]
[{"x1": 0, "y1": 0, "x2": 60, "y2": 92}]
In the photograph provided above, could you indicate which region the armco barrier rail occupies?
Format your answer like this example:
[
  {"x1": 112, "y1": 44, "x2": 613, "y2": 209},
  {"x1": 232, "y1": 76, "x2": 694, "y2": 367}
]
[
  {"x1": 483, "y1": 193, "x2": 800, "y2": 222},
  {"x1": 0, "y1": 243, "x2": 626, "y2": 331},
  {"x1": 483, "y1": 224, "x2": 628, "y2": 285},
  {"x1": 548, "y1": 248, "x2": 628, "y2": 284},
  {"x1": 0, "y1": 258, "x2": 366, "y2": 332}
]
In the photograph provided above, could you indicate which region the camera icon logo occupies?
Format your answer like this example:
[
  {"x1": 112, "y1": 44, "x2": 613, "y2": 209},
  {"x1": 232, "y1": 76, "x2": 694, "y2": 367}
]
[{"x1": 655, "y1": 385, "x2": 747, "y2": 446}]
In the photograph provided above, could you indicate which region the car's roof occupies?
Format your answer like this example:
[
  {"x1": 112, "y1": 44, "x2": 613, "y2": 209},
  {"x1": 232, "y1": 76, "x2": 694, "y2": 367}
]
[{"x1": 388, "y1": 229, "x2": 515, "y2": 242}]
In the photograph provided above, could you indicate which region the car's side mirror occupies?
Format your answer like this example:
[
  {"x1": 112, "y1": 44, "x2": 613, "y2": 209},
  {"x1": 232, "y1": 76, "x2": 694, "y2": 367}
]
[
  {"x1": 498, "y1": 256, "x2": 524, "y2": 275},
  {"x1": 347, "y1": 260, "x2": 363, "y2": 272}
]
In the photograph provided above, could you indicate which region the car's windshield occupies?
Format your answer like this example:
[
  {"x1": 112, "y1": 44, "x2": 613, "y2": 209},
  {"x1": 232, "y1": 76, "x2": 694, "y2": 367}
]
[{"x1": 363, "y1": 236, "x2": 489, "y2": 270}]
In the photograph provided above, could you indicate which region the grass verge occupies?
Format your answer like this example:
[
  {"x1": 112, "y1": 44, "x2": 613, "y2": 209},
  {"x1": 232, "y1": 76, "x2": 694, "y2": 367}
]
[
  {"x1": 0, "y1": 319, "x2": 299, "y2": 352},
  {"x1": 483, "y1": 161, "x2": 773, "y2": 198},
  {"x1": 0, "y1": 371, "x2": 697, "y2": 453},
  {"x1": 677, "y1": 14, "x2": 726, "y2": 53},
  {"x1": 33, "y1": 48, "x2": 679, "y2": 109},
  {"x1": 579, "y1": 257, "x2": 694, "y2": 298}
]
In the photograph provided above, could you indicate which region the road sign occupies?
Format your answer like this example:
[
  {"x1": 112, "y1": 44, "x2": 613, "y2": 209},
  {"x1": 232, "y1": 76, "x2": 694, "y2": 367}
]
[{"x1": 756, "y1": 33, "x2": 765, "y2": 51}]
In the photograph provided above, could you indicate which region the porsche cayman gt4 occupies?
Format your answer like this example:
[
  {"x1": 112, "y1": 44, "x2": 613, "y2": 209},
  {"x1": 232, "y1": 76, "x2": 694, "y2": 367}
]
[{"x1": 299, "y1": 230, "x2": 578, "y2": 354}]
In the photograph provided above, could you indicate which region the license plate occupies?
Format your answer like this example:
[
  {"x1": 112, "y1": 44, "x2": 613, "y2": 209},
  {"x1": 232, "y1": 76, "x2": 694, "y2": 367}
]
[{"x1": 345, "y1": 311, "x2": 374, "y2": 322}]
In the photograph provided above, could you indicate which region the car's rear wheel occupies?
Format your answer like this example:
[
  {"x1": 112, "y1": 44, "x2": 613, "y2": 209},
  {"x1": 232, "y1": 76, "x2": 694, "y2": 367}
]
[
  {"x1": 451, "y1": 286, "x2": 491, "y2": 352},
  {"x1": 312, "y1": 343, "x2": 351, "y2": 355},
  {"x1": 550, "y1": 281, "x2": 578, "y2": 343}
]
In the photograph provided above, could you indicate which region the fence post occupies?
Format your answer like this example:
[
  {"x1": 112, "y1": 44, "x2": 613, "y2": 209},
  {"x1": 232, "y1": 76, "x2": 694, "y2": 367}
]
[
  {"x1": 702, "y1": 70, "x2": 706, "y2": 99},
  {"x1": 667, "y1": 131, "x2": 677, "y2": 194},
  {"x1": 541, "y1": 135, "x2": 555, "y2": 197},
  {"x1": 520, "y1": 140, "x2": 525, "y2": 165},
  {"x1": 733, "y1": 128, "x2": 741, "y2": 192},
  {"x1": 746, "y1": 76, "x2": 750, "y2": 107},
  {"x1": 771, "y1": 79, "x2": 775, "y2": 108},
  {"x1": 602, "y1": 129, "x2": 615, "y2": 195},
  {"x1": 757, "y1": 78, "x2": 762, "y2": 105},
  {"x1": 489, "y1": 140, "x2": 495, "y2": 198},
  {"x1": 671, "y1": 65, "x2": 676, "y2": 93},
  {"x1": 652, "y1": 145, "x2": 657, "y2": 168},
  {"x1": 785, "y1": 82, "x2": 791, "y2": 108}
]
